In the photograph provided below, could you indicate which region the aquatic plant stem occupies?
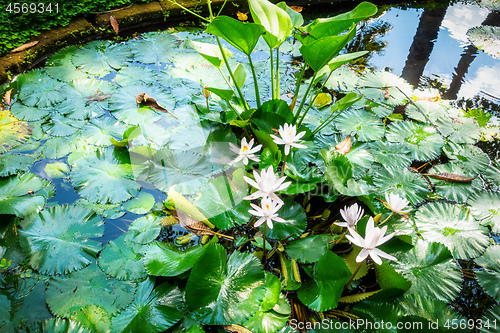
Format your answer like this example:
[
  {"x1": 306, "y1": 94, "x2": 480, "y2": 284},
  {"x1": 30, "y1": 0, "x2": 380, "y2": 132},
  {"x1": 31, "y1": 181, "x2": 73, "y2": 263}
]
[
  {"x1": 294, "y1": 72, "x2": 318, "y2": 124},
  {"x1": 378, "y1": 212, "x2": 393, "y2": 226},
  {"x1": 296, "y1": 70, "x2": 335, "y2": 127},
  {"x1": 262, "y1": 224, "x2": 268, "y2": 267},
  {"x1": 290, "y1": 64, "x2": 307, "y2": 112},
  {"x1": 281, "y1": 153, "x2": 287, "y2": 177},
  {"x1": 248, "y1": 54, "x2": 261, "y2": 109},
  {"x1": 344, "y1": 261, "x2": 364, "y2": 289},
  {"x1": 329, "y1": 229, "x2": 348, "y2": 244},
  {"x1": 270, "y1": 48, "x2": 276, "y2": 99},
  {"x1": 310, "y1": 108, "x2": 345, "y2": 136},
  {"x1": 275, "y1": 47, "x2": 280, "y2": 99},
  {"x1": 166, "y1": 0, "x2": 210, "y2": 22}
]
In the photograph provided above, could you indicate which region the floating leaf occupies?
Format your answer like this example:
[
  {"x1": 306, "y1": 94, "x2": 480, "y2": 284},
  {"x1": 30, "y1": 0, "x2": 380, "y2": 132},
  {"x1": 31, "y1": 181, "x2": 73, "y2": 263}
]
[
  {"x1": 263, "y1": 198, "x2": 307, "y2": 240},
  {"x1": 335, "y1": 108, "x2": 385, "y2": 142},
  {"x1": 467, "y1": 25, "x2": 500, "y2": 59},
  {"x1": 468, "y1": 191, "x2": 500, "y2": 233},
  {"x1": 128, "y1": 32, "x2": 178, "y2": 65},
  {"x1": 358, "y1": 71, "x2": 413, "y2": 106},
  {"x1": 429, "y1": 163, "x2": 482, "y2": 203},
  {"x1": 439, "y1": 117, "x2": 482, "y2": 144},
  {"x1": 244, "y1": 295, "x2": 290, "y2": 333},
  {"x1": 46, "y1": 261, "x2": 135, "y2": 317},
  {"x1": 10, "y1": 102, "x2": 51, "y2": 122},
  {"x1": 110, "y1": 16, "x2": 119, "y2": 34},
  {"x1": 114, "y1": 65, "x2": 158, "y2": 86},
  {"x1": 415, "y1": 202, "x2": 489, "y2": 259},
  {"x1": 72, "y1": 40, "x2": 133, "y2": 76},
  {"x1": 0, "y1": 153, "x2": 35, "y2": 177},
  {"x1": 185, "y1": 244, "x2": 266, "y2": 325},
  {"x1": 285, "y1": 234, "x2": 332, "y2": 263},
  {"x1": 442, "y1": 142, "x2": 490, "y2": 175},
  {"x1": 386, "y1": 120, "x2": 444, "y2": 161},
  {"x1": 144, "y1": 241, "x2": 207, "y2": 277},
  {"x1": 41, "y1": 318, "x2": 91, "y2": 333},
  {"x1": 72, "y1": 305, "x2": 111, "y2": 333},
  {"x1": 405, "y1": 100, "x2": 449, "y2": 124},
  {"x1": 111, "y1": 278, "x2": 184, "y2": 333},
  {"x1": 19, "y1": 204, "x2": 104, "y2": 275},
  {"x1": 391, "y1": 240, "x2": 461, "y2": 303},
  {"x1": 0, "y1": 110, "x2": 31, "y2": 153},
  {"x1": 372, "y1": 166, "x2": 428, "y2": 205},
  {"x1": 367, "y1": 140, "x2": 412, "y2": 169},
  {"x1": 15, "y1": 69, "x2": 68, "y2": 107},
  {"x1": 98, "y1": 234, "x2": 147, "y2": 281},
  {"x1": 481, "y1": 304, "x2": 500, "y2": 333},
  {"x1": 44, "y1": 162, "x2": 70, "y2": 178},
  {"x1": 80, "y1": 117, "x2": 127, "y2": 147},
  {"x1": 0, "y1": 172, "x2": 55, "y2": 218},
  {"x1": 475, "y1": 246, "x2": 500, "y2": 300},
  {"x1": 45, "y1": 45, "x2": 89, "y2": 82},
  {"x1": 122, "y1": 191, "x2": 155, "y2": 215},
  {"x1": 70, "y1": 148, "x2": 141, "y2": 204},
  {"x1": 42, "y1": 113, "x2": 86, "y2": 137},
  {"x1": 124, "y1": 215, "x2": 161, "y2": 245}
]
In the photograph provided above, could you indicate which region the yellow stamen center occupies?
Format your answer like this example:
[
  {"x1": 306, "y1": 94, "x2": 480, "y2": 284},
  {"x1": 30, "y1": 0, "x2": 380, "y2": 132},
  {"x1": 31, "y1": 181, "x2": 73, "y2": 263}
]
[
  {"x1": 242, "y1": 146, "x2": 249, "y2": 152},
  {"x1": 266, "y1": 204, "x2": 270, "y2": 210}
]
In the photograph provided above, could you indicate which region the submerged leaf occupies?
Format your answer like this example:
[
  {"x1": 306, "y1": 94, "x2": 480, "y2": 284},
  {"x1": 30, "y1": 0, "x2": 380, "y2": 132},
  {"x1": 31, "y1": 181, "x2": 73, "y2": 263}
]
[{"x1": 19, "y1": 204, "x2": 104, "y2": 275}]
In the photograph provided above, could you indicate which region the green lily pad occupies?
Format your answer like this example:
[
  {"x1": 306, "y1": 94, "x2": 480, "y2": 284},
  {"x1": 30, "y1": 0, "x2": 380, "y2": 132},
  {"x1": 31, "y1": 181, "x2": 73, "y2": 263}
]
[
  {"x1": 114, "y1": 65, "x2": 158, "y2": 87},
  {"x1": 467, "y1": 25, "x2": 500, "y2": 60},
  {"x1": 367, "y1": 140, "x2": 412, "y2": 169},
  {"x1": 44, "y1": 161, "x2": 70, "y2": 178},
  {"x1": 98, "y1": 234, "x2": 147, "y2": 281},
  {"x1": 129, "y1": 32, "x2": 178, "y2": 65},
  {"x1": 42, "y1": 113, "x2": 86, "y2": 137},
  {"x1": 442, "y1": 142, "x2": 490, "y2": 175},
  {"x1": 285, "y1": 234, "x2": 333, "y2": 264},
  {"x1": 430, "y1": 163, "x2": 483, "y2": 203},
  {"x1": 296, "y1": 251, "x2": 351, "y2": 312},
  {"x1": 391, "y1": 240, "x2": 462, "y2": 303},
  {"x1": 46, "y1": 261, "x2": 135, "y2": 317},
  {"x1": 19, "y1": 204, "x2": 104, "y2": 275},
  {"x1": 10, "y1": 102, "x2": 51, "y2": 122},
  {"x1": 72, "y1": 40, "x2": 133, "y2": 76},
  {"x1": 386, "y1": 121, "x2": 445, "y2": 161},
  {"x1": 475, "y1": 246, "x2": 500, "y2": 300},
  {"x1": 0, "y1": 153, "x2": 35, "y2": 177},
  {"x1": 358, "y1": 71, "x2": 413, "y2": 106},
  {"x1": 70, "y1": 148, "x2": 141, "y2": 204},
  {"x1": 185, "y1": 244, "x2": 266, "y2": 325},
  {"x1": 45, "y1": 45, "x2": 90, "y2": 82},
  {"x1": 414, "y1": 202, "x2": 489, "y2": 259},
  {"x1": 480, "y1": 304, "x2": 500, "y2": 333},
  {"x1": 468, "y1": 191, "x2": 500, "y2": 233},
  {"x1": 72, "y1": 305, "x2": 111, "y2": 333},
  {"x1": 40, "y1": 135, "x2": 79, "y2": 159},
  {"x1": 263, "y1": 198, "x2": 307, "y2": 241},
  {"x1": 80, "y1": 117, "x2": 127, "y2": 147},
  {"x1": 406, "y1": 100, "x2": 450, "y2": 124},
  {"x1": 144, "y1": 241, "x2": 207, "y2": 277},
  {"x1": 111, "y1": 278, "x2": 184, "y2": 333},
  {"x1": 244, "y1": 295, "x2": 290, "y2": 333},
  {"x1": 41, "y1": 318, "x2": 91, "y2": 333},
  {"x1": 193, "y1": 170, "x2": 251, "y2": 230},
  {"x1": 0, "y1": 172, "x2": 55, "y2": 218},
  {"x1": 0, "y1": 110, "x2": 31, "y2": 154},
  {"x1": 122, "y1": 191, "x2": 155, "y2": 215},
  {"x1": 438, "y1": 117, "x2": 482, "y2": 144},
  {"x1": 372, "y1": 166, "x2": 428, "y2": 205},
  {"x1": 335, "y1": 109, "x2": 385, "y2": 142},
  {"x1": 15, "y1": 69, "x2": 68, "y2": 107},
  {"x1": 124, "y1": 215, "x2": 161, "y2": 244},
  {"x1": 75, "y1": 198, "x2": 125, "y2": 220}
]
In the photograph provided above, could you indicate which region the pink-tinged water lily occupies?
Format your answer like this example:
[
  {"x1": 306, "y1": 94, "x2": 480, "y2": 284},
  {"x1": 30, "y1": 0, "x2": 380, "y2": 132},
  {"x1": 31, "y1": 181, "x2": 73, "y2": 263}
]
[
  {"x1": 243, "y1": 166, "x2": 291, "y2": 204},
  {"x1": 384, "y1": 193, "x2": 411, "y2": 214},
  {"x1": 270, "y1": 123, "x2": 307, "y2": 155},
  {"x1": 229, "y1": 137, "x2": 262, "y2": 165},
  {"x1": 248, "y1": 197, "x2": 285, "y2": 229},
  {"x1": 335, "y1": 203, "x2": 364, "y2": 229},
  {"x1": 345, "y1": 217, "x2": 397, "y2": 265}
]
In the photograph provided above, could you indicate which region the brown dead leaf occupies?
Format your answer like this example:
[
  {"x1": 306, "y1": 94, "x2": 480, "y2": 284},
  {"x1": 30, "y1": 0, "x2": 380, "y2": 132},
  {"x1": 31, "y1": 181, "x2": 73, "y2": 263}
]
[
  {"x1": 136, "y1": 93, "x2": 178, "y2": 118},
  {"x1": 383, "y1": 88, "x2": 391, "y2": 99},
  {"x1": 222, "y1": 324, "x2": 252, "y2": 333},
  {"x1": 3, "y1": 89, "x2": 12, "y2": 106},
  {"x1": 10, "y1": 41, "x2": 39, "y2": 53},
  {"x1": 175, "y1": 210, "x2": 234, "y2": 240},
  {"x1": 290, "y1": 6, "x2": 303, "y2": 12},
  {"x1": 236, "y1": 11, "x2": 249, "y2": 21},
  {"x1": 110, "y1": 16, "x2": 119, "y2": 34},
  {"x1": 424, "y1": 172, "x2": 477, "y2": 183},
  {"x1": 335, "y1": 134, "x2": 352, "y2": 155}
]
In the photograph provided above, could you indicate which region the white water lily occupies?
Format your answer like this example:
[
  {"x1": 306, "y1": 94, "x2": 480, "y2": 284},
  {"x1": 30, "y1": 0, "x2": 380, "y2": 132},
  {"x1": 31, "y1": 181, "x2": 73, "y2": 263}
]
[
  {"x1": 384, "y1": 193, "x2": 411, "y2": 214},
  {"x1": 243, "y1": 166, "x2": 291, "y2": 204},
  {"x1": 335, "y1": 203, "x2": 364, "y2": 229},
  {"x1": 229, "y1": 137, "x2": 262, "y2": 165},
  {"x1": 270, "y1": 123, "x2": 307, "y2": 155},
  {"x1": 346, "y1": 217, "x2": 397, "y2": 265},
  {"x1": 249, "y1": 197, "x2": 286, "y2": 229}
]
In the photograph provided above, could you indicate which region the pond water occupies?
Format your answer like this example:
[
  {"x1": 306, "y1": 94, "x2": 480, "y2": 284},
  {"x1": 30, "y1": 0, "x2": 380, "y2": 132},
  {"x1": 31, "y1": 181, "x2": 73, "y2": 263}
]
[{"x1": 2, "y1": 0, "x2": 500, "y2": 331}]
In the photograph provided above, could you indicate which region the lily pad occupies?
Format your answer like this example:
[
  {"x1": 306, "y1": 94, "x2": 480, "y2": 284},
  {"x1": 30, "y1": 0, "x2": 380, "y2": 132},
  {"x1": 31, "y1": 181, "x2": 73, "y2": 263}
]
[
  {"x1": 335, "y1": 108, "x2": 385, "y2": 142},
  {"x1": 44, "y1": 161, "x2": 70, "y2": 178},
  {"x1": 19, "y1": 204, "x2": 104, "y2": 275},
  {"x1": 0, "y1": 153, "x2": 35, "y2": 177},
  {"x1": 42, "y1": 113, "x2": 86, "y2": 137},
  {"x1": 481, "y1": 304, "x2": 500, "y2": 333},
  {"x1": 129, "y1": 32, "x2": 178, "y2": 65},
  {"x1": 244, "y1": 295, "x2": 290, "y2": 333},
  {"x1": 358, "y1": 71, "x2": 413, "y2": 106},
  {"x1": 0, "y1": 172, "x2": 55, "y2": 218},
  {"x1": 98, "y1": 234, "x2": 147, "y2": 281},
  {"x1": 144, "y1": 241, "x2": 207, "y2": 277},
  {"x1": 122, "y1": 191, "x2": 155, "y2": 215},
  {"x1": 442, "y1": 142, "x2": 490, "y2": 175},
  {"x1": 111, "y1": 278, "x2": 184, "y2": 333},
  {"x1": 15, "y1": 69, "x2": 68, "y2": 107},
  {"x1": 391, "y1": 240, "x2": 462, "y2": 303},
  {"x1": 125, "y1": 215, "x2": 161, "y2": 245},
  {"x1": 46, "y1": 261, "x2": 135, "y2": 317},
  {"x1": 114, "y1": 65, "x2": 158, "y2": 87},
  {"x1": 438, "y1": 117, "x2": 482, "y2": 144},
  {"x1": 0, "y1": 110, "x2": 31, "y2": 154},
  {"x1": 467, "y1": 26, "x2": 500, "y2": 59},
  {"x1": 414, "y1": 202, "x2": 489, "y2": 259},
  {"x1": 468, "y1": 191, "x2": 500, "y2": 233},
  {"x1": 386, "y1": 121, "x2": 445, "y2": 161},
  {"x1": 10, "y1": 102, "x2": 51, "y2": 122},
  {"x1": 72, "y1": 305, "x2": 111, "y2": 333},
  {"x1": 80, "y1": 116, "x2": 127, "y2": 147},
  {"x1": 475, "y1": 246, "x2": 500, "y2": 300},
  {"x1": 372, "y1": 166, "x2": 428, "y2": 205},
  {"x1": 45, "y1": 45, "x2": 89, "y2": 82},
  {"x1": 406, "y1": 100, "x2": 450, "y2": 124},
  {"x1": 72, "y1": 40, "x2": 133, "y2": 76},
  {"x1": 185, "y1": 244, "x2": 266, "y2": 325},
  {"x1": 367, "y1": 140, "x2": 412, "y2": 169},
  {"x1": 263, "y1": 198, "x2": 307, "y2": 240},
  {"x1": 430, "y1": 163, "x2": 483, "y2": 203},
  {"x1": 70, "y1": 148, "x2": 141, "y2": 204},
  {"x1": 285, "y1": 234, "x2": 332, "y2": 263},
  {"x1": 41, "y1": 318, "x2": 91, "y2": 333}
]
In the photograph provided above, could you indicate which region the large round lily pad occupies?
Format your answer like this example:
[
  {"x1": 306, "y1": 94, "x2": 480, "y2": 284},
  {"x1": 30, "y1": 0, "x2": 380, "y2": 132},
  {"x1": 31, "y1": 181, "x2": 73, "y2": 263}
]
[
  {"x1": 72, "y1": 40, "x2": 133, "y2": 76},
  {"x1": 0, "y1": 110, "x2": 31, "y2": 154},
  {"x1": 19, "y1": 204, "x2": 104, "y2": 275},
  {"x1": 70, "y1": 148, "x2": 141, "y2": 204}
]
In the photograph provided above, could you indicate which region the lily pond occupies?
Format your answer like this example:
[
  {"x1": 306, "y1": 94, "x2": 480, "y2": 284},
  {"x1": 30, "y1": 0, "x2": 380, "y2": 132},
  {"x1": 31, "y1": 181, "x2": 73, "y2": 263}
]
[{"x1": 2, "y1": 0, "x2": 500, "y2": 332}]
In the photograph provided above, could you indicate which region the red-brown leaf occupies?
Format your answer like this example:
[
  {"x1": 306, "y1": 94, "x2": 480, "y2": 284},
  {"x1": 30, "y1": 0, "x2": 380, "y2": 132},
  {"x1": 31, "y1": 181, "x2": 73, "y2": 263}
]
[
  {"x1": 425, "y1": 172, "x2": 477, "y2": 183},
  {"x1": 3, "y1": 89, "x2": 12, "y2": 106},
  {"x1": 10, "y1": 41, "x2": 39, "y2": 53},
  {"x1": 335, "y1": 134, "x2": 352, "y2": 155},
  {"x1": 110, "y1": 16, "x2": 119, "y2": 34}
]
